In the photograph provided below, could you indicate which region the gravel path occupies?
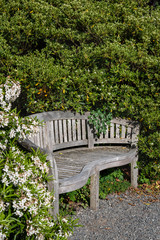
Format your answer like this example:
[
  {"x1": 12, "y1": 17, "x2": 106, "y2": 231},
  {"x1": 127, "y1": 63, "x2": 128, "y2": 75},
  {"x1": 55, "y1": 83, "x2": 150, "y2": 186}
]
[{"x1": 69, "y1": 190, "x2": 160, "y2": 240}]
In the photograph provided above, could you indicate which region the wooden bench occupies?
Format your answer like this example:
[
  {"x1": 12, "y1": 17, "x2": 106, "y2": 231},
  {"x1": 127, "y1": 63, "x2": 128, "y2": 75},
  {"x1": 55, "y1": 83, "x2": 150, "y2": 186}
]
[{"x1": 20, "y1": 111, "x2": 139, "y2": 216}]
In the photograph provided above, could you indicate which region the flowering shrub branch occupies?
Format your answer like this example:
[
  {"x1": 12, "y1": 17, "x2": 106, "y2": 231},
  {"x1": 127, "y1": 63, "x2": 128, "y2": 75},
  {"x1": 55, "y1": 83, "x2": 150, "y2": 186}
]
[{"x1": 0, "y1": 78, "x2": 77, "y2": 240}]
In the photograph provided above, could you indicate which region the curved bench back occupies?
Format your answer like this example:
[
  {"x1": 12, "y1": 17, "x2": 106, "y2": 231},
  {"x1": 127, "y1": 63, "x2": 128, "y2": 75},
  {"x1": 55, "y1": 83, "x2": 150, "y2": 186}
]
[{"x1": 28, "y1": 111, "x2": 139, "y2": 151}]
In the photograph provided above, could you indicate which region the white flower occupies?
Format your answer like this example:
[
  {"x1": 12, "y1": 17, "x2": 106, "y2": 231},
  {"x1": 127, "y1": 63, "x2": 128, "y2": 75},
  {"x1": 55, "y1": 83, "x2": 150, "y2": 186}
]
[
  {"x1": 15, "y1": 209, "x2": 23, "y2": 217},
  {"x1": 0, "y1": 142, "x2": 6, "y2": 150},
  {"x1": 9, "y1": 129, "x2": 16, "y2": 138},
  {"x1": 0, "y1": 200, "x2": 6, "y2": 212},
  {"x1": 1, "y1": 176, "x2": 9, "y2": 186},
  {"x1": 62, "y1": 218, "x2": 68, "y2": 223},
  {"x1": 0, "y1": 231, "x2": 6, "y2": 240}
]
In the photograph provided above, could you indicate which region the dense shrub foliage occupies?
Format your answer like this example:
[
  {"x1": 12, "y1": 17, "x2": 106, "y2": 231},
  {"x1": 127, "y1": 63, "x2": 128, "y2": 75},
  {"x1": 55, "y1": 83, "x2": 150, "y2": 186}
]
[{"x1": 0, "y1": 0, "x2": 160, "y2": 181}]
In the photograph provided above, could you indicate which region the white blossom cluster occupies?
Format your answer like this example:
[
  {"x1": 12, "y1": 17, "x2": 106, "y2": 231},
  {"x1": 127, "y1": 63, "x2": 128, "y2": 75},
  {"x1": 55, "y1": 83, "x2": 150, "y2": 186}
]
[
  {"x1": 0, "y1": 80, "x2": 40, "y2": 156},
  {"x1": 0, "y1": 77, "x2": 20, "y2": 114},
  {"x1": 0, "y1": 230, "x2": 6, "y2": 240},
  {"x1": 31, "y1": 155, "x2": 49, "y2": 174},
  {"x1": 0, "y1": 79, "x2": 74, "y2": 239},
  {"x1": 1, "y1": 146, "x2": 56, "y2": 238},
  {"x1": 0, "y1": 200, "x2": 9, "y2": 213},
  {"x1": 4, "y1": 77, "x2": 21, "y2": 103}
]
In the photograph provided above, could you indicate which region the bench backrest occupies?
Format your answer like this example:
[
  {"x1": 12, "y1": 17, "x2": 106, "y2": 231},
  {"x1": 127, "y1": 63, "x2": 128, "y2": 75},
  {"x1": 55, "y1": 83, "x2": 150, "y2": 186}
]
[{"x1": 28, "y1": 111, "x2": 139, "y2": 151}]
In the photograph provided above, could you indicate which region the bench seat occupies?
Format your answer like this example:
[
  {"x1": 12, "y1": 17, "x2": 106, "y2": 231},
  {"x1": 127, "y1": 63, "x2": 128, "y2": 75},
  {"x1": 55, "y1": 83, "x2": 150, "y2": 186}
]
[{"x1": 55, "y1": 146, "x2": 135, "y2": 193}]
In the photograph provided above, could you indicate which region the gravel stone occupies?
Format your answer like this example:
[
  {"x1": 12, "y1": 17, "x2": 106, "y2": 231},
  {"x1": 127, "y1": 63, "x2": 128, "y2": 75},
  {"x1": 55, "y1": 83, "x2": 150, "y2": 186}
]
[{"x1": 69, "y1": 190, "x2": 160, "y2": 240}]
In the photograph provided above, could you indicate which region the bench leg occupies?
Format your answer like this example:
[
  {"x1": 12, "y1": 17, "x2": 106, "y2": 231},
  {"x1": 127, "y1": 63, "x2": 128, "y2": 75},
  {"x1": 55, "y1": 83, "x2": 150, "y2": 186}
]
[
  {"x1": 48, "y1": 176, "x2": 59, "y2": 218},
  {"x1": 131, "y1": 154, "x2": 138, "y2": 188},
  {"x1": 54, "y1": 188, "x2": 59, "y2": 217},
  {"x1": 90, "y1": 171, "x2": 99, "y2": 211}
]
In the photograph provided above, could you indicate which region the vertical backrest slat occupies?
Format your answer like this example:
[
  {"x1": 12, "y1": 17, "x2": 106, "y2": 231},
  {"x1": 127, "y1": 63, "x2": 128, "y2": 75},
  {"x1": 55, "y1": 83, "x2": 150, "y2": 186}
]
[
  {"x1": 116, "y1": 124, "x2": 120, "y2": 138},
  {"x1": 72, "y1": 119, "x2": 76, "y2": 141},
  {"x1": 54, "y1": 120, "x2": 59, "y2": 144},
  {"x1": 46, "y1": 121, "x2": 55, "y2": 150},
  {"x1": 104, "y1": 125, "x2": 108, "y2": 138},
  {"x1": 43, "y1": 123, "x2": 48, "y2": 149},
  {"x1": 99, "y1": 132, "x2": 103, "y2": 139},
  {"x1": 127, "y1": 127, "x2": 132, "y2": 139},
  {"x1": 68, "y1": 119, "x2": 72, "y2": 142},
  {"x1": 59, "y1": 120, "x2": 63, "y2": 143},
  {"x1": 121, "y1": 125, "x2": 126, "y2": 139},
  {"x1": 82, "y1": 119, "x2": 86, "y2": 140},
  {"x1": 77, "y1": 119, "x2": 81, "y2": 141},
  {"x1": 34, "y1": 132, "x2": 40, "y2": 147},
  {"x1": 110, "y1": 123, "x2": 114, "y2": 138},
  {"x1": 39, "y1": 126, "x2": 43, "y2": 148},
  {"x1": 63, "y1": 120, "x2": 67, "y2": 143},
  {"x1": 87, "y1": 123, "x2": 94, "y2": 148}
]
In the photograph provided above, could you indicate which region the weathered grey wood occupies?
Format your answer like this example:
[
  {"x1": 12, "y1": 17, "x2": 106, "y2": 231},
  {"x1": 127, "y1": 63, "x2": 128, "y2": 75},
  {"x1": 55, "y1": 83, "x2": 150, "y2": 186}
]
[
  {"x1": 131, "y1": 124, "x2": 139, "y2": 147},
  {"x1": 72, "y1": 119, "x2": 76, "y2": 141},
  {"x1": 53, "y1": 140, "x2": 88, "y2": 151},
  {"x1": 104, "y1": 125, "x2": 108, "y2": 138},
  {"x1": 58, "y1": 148, "x2": 136, "y2": 194},
  {"x1": 59, "y1": 120, "x2": 63, "y2": 144},
  {"x1": 43, "y1": 123, "x2": 48, "y2": 149},
  {"x1": 127, "y1": 127, "x2": 132, "y2": 139},
  {"x1": 90, "y1": 170, "x2": 99, "y2": 211},
  {"x1": 95, "y1": 138, "x2": 131, "y2": 144},
  {"x1": 20, "y1": 111, "x2": 139, "y2": 217},
  {"x1": 34, "y1": 132, "x2": 40, "y2": 147},
  {"x1": 110, "y1": 123, "x2": 114, "y2": 138},
  {"x1": 82, "y1": 119, "x2": 86, "y2": 140},
  {"x1": 68, "y1": 119, "x2": 72, "y2": 142},
  {"x1": 99, "y1": 132, "x2": 103, "y2": 139},
  {"x1": 47, "y1": 153, "x2": 59, "y2": 218},
  {"x1": 63, "y1": 120, "x2": 67, "y2": 143},
  {"x1": 116, "y1": 124, "x2": 120, "y2": 138},
  {"x1": 87, "y1": 123, "x2": 94, "y2": 148},
  {"x1": 131, "y1": 152, "x2": 138, "y2": 188},
  {"x1": 47, "y1": 121, "x2": 55, "y2": 150},
  {"x1": 29, "y1": 111, "x2": 90, "y2": 122},
  {"x1": 54, "y1": 120, "x2": 59, "y2": 144},
  {"x1": 77, "y1": 119, "x2": 81, "y2": 141},
  {"x1": 39, "y1": 126, "x2": 43, "y2": 148}
]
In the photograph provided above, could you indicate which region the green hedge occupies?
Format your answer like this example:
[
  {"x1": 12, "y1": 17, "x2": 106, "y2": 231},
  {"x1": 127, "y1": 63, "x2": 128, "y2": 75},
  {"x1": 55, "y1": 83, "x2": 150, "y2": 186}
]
[{"x1": 0, "y1": 0, "x2": 160, "y2": 182}]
